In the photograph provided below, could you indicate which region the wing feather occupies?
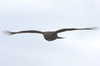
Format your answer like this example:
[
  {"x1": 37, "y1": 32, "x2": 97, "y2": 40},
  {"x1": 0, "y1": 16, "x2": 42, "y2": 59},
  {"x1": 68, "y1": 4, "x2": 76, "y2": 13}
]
[
  {"x1": 3, "y1": 30, "x2": 43, "y2": 35},
  {"x1": 56, "y1": 27, "x2": 97, "y2": 33}
]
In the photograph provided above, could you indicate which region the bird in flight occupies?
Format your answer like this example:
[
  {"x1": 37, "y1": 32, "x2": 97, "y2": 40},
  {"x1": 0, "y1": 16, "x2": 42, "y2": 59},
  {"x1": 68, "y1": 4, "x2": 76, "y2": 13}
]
[{"x1": 4, "y1": 27, "x2": 97, "y2": 41}]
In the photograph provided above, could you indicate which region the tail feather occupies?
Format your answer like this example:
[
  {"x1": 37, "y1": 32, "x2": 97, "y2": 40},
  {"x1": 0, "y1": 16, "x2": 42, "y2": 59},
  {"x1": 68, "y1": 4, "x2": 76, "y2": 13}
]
[{"x1": 57, "y1": 37, "x2": 65, "y2": 39}]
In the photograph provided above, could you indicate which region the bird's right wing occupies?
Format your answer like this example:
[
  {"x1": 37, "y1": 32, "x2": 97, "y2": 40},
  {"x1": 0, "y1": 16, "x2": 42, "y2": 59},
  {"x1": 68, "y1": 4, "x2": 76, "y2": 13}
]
[
  {"x1": 56, "y1": 27, "x2": 97, "y2": 33},
  {"x1": 3, "y1": 30, "x2": 43, "y2": 35}
]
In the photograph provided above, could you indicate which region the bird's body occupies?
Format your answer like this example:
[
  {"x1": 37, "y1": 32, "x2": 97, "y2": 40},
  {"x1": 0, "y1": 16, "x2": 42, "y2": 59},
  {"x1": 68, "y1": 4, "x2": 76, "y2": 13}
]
[
  {"x1": 42, "y1": 32, "x2": 63, "y2": 41},
  {"x1": 4, "y1": 27, "x2": 96, "y2": 41},
  {"x1": 43, "y1": 32, "x2": 57, "y2": 41}
]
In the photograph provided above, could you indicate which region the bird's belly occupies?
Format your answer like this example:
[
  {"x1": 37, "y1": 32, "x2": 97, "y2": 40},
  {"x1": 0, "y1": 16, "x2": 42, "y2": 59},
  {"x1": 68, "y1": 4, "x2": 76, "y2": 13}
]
[
  {"x1": 44, "y1": 36, "x2": 56, "y2": 41},
  {"x1": 43, "y1": 34, "x2": 57, "y2": 41}
]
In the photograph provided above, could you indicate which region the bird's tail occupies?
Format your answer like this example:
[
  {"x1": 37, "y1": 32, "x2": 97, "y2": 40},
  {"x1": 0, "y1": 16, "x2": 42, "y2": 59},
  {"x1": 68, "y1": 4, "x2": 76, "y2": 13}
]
[{"x1": 57, "y1": 37, "x2": 65, "y2": 39}]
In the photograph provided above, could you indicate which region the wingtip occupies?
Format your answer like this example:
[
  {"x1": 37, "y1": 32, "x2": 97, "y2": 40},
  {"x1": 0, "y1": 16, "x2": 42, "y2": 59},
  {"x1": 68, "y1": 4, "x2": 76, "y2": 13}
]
[
  {"x1": 90, "y1": 26, "x2": 99, "y2": 30},
  {"x1": 3, "y1": 30, "x2": 14, "y2": 36},
  {"x1": 84, "y1": 26, "x2": 98, "y2": 30}
]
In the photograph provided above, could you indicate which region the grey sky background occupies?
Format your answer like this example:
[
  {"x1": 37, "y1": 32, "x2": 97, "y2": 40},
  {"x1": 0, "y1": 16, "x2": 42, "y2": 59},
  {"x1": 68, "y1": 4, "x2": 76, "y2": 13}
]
[{"x1": 0, "y1": 0, "x2": 100, "y2": 66}]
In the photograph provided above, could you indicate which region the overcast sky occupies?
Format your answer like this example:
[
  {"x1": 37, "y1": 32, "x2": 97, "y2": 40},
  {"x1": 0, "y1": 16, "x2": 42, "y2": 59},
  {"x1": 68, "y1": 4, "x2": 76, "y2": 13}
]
[{"x1": 0, "y1": 0, "x2": 100, "y2": 66}]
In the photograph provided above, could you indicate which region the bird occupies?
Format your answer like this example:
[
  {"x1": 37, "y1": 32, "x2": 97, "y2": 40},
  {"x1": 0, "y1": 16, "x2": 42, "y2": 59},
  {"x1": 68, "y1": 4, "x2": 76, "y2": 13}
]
[{"x1": 3, "y1": 27, "x2": 97, "y2": 41}]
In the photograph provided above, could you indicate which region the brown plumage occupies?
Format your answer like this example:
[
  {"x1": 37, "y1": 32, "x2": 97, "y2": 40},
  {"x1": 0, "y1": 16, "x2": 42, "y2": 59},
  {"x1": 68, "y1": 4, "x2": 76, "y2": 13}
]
[{"x1": 3, "y1": 27, "x2": 97, "y2": 41}]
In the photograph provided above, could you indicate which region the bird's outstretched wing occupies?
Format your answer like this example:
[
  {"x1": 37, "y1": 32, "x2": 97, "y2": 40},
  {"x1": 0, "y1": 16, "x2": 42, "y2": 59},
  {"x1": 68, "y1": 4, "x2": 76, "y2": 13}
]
[
  {"x1": 56, "y1": 27, "x2": 97, "y2": 33},
  {"x1": 3, "y1": 30, "x2": 43, "y2": 35}
]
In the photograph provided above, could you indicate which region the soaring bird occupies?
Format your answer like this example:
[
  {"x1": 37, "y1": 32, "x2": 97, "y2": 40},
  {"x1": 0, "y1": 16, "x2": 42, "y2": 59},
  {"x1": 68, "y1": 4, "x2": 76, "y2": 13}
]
[{"x1": 4, "y1": 27, "x2": 96, "y2": 41}]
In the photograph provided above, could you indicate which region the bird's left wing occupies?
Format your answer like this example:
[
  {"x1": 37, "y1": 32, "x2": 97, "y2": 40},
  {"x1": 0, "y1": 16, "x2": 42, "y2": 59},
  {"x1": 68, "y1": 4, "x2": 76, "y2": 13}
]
[{"x1": 56, "y1": 27, "x2": 97, "y2": 33}]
